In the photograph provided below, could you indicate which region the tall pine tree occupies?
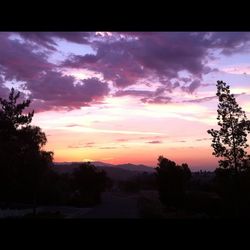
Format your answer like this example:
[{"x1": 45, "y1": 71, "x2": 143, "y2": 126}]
[{"x1": 208, "y1": 81, "x2": 250, "y2": 173}]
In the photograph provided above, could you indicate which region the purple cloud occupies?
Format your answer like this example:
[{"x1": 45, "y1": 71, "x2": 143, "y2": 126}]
[
  {"x1": 181, "y1": 79, "x2": 201, "y2": 94},
  {"x1": 114, "y1": 87, "x2": 174, "y2": 104},
  {"x1": 184, "y1": 92, "x2": 246, "y2": 103},
  {"x1": 114, "y1": 89, "x2": 153, "y2": 97},
  {"x1": 0, "y1": 33, "x2": 54, "y2": 82},
  {"x1": 183, "y1": 96, "x2": 217, "y2": 103},
  {"x1": 1, "y1": 32, "x2": 250, "y2": 112},
  {"x1": 28, "y1": 72, "x2": 110, "y2": 111},
  {"x1": 0, "y1": 33, "x2": 110, "y2": 112},
  {"x1": 141, "y1": 96, "x2": 172, "y2": 104},
  {"x1": 62, "y1": 32, "x2": 211, "y2": 89},
  {"x1": 18, "y1": 32, "x2": 92, "y2": 50},
  {"x1": 62, "y1": 32, "x2": 250, "y2": 96},
  {"x1": 207, "y1": 32, "x2": 250, "y2": 55},
  {"x1": 0, "y1": 75, "x2": 9, "y2": 98}
]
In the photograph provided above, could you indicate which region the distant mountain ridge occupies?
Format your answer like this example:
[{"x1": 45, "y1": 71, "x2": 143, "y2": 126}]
[
  {"x1": 115, "y1": 163, "x2": 155, "y2": 172},
  {"x1": 54, "y1": 161, "x2": 155, "y2": 172},
  {"x1": 53, "y1": 161, "x2": 155, "y2": 181},
  {"x1": 54, "y1": 161, "x2": 155, "y2": 173}
]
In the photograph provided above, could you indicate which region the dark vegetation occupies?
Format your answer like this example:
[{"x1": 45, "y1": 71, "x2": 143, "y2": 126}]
[
  {"x1": 1, "y1": 81, "x2": 250, "y2": 218},
  {"x1": 0, "y1": 89, "x2": 111, "y2": 215},
  {"x1": 146, "y1": 81, "x2": 250, "y2": 218},
  {"x1": 117, "y1": 172, "x2": 156, "y2": 193}
]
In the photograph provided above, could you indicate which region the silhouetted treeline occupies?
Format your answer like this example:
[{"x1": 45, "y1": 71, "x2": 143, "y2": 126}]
[
  {"x1": 213, "y1": 168, "x2": 250, "y2": 217},
  {"x1": 0, "y1": 89, "x2": 110, "y2": 211},
  {"x1": 150, "y1": 81, "x2": 250, "y2": 218},
  {"x1": 156, "y1": 156, "x2": 191, "y2": 207},
  {"x1": 3, "y1": 85, "x2": 250, "y2": 218},
  {"x1": 0, "y1": 88, "x2": 53, "y2": 213},
  {"x1": 207, "y1": 81, "x2": 250, "y2": 217},
  {"x1": 117, "y1": 172, "x2": 157, "y2": 193}
]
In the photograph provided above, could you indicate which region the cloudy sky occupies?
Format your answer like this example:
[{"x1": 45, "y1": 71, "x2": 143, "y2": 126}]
[{"x1": 1, "y1": 32, "x2": 250, "y2": 170}]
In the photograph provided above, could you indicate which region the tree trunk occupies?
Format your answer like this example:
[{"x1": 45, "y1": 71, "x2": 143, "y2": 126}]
[
  {"x1": 230, "y1": 114, "x2": 238, "y2": 173},
  {"x1": 230, "y1": 115, "x2": 240, "y2": 217}
]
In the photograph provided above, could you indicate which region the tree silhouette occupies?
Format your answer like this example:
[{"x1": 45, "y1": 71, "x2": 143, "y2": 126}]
[
  {"x1": 208, "y1": 81, "x2": 250, "y2": 217},
  {"x1": 207, "y1": 81, "x2": 250, "y2": 173},
  {"x1": 71, "y1": 162, "x2": 110, "y2": 206},
  {"x1": 155, "y1": 156, "x2": 191, "y2": 207},
  {"x1": 0, "y1": 88, "x2": 53, "y2": 213}
]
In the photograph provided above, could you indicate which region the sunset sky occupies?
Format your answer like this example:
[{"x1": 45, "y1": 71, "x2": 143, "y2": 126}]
[{"x1": 1, "y1": 32, "x2": 250, "y2": 170}]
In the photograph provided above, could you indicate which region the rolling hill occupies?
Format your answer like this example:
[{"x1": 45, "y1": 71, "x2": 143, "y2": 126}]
[{"x1": 53, "y1": 161, "x2": 156, "y2": 181}]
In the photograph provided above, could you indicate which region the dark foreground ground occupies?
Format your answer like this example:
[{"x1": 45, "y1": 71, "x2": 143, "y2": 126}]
[
  {"x1": 81, "y1": 192, "x2": 139, "y2": 218},
  {"x1": 0, "y1": 191, "x2": 143, "y2": 218}
]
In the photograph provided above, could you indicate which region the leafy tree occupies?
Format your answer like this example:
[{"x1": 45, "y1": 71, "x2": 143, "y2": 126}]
[
  {"x1": 0, "y1": 88, "x2": 34, "y2": 202},
  {"x1": 39, "y1": 171, "x2": 72, "y2": 206},
  {"x1": 155, "y1": 156, "x2": 191, "y2": 207},
  {"x1": 0, "y1": 88, "x2": 34, "y2": 129},
  {"x1": 0, "y1": 88, "x2": 53, "y2": 213},
  {"x1": 208, "y1": 81, "x2": 250, "y2": 217},
  {"x1": 208, "y1": 81, "x2": 250, "y2": 173},
  {"x1": 71, "y1": 162, "x2": 110, "y2": 206}
]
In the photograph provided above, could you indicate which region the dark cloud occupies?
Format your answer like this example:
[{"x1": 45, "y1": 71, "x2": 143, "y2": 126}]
[
  {"x1": 0, "y1": 33, "x2": 110, "y2": 112},
  {"x1": 115, "y1": 136, "x2": 164, "y2": 143},
  {"x1": 0, "y1": 75, "x2": 9, "y2": 98},
  {"x1": 0, "y1": 86, "x2": 9, "y2": 99},
  {"x1": 18, "y1": 32, "x2": 92, "y2": 50},
  {"x1": 183, "y1": 95, "x2": 217, "y2": 103},
  {"x1": 1, "y1": 32, "x2": 250, "y2": 111},
  {"x1": 184, "y1": 92, "x2": 246, "y2": 103},
  {"x1": 155, "y1": 86, "x2": 168, "y2": 95},
  {"x1": 68, "y1": 142, "x2": 95, "y2": 148},
  {"x1": 99, "y1": 146, "x2": 117, "y2": 149},
  {"x1": 84, "y1": 142, "x2": 95, "y2": 147},
  {"x1": 114, "y1": 85, "x2": 173, "y2": 98},
  {"x1": 0, "y1": 33, "x2": 54, "y2": 82},
  {"x1": 207, "y1": 32, "x2": 250, "y2": 55},
  {"x1": 114, "y1": 87, "x2": 173, "y2": 104},
  {"x1": 116, "y1": 138, "x2": 129, "y2": 142},
  {"x1": 114, "y1": 89, "x2": 153, "y2": 97},
  {"x1": 146, "y1": 140, "x2": 162, "y2": 144},
  {"x1": 28, "y1": 72, "x2": 110, "y2": 111},
  {"x1": 68, "y1": 145, "x2": 83, "y2": 149},
  {"x1": 139, "y1": 136, "x2": 163, "y2": 140},
  {"x1": 196, "y1": 138, "x2": 211, "y2": 142},
  {"x1": 141, "y1": 96, "x2": 172, "y2": 104},
  {"x1": 181, "y1": 79, "x2": 201, "y2": 94},
  {"x1": 62, "y1": 32, "x2": 212, "y2": 89},
  {"x1": 66, "y1": 124, "x2": 81, "y2": 127},
  {"x1": 234, "y1": 92, "x2": 246, "y2": 97},
  {"x1": 62, "y1": 32, "x2": 250, "y2": 96}
]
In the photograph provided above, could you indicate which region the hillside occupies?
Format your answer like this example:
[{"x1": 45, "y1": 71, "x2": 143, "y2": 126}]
[{"x1": 53, "y1": 162, "x2": 156, "y2": 181}]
